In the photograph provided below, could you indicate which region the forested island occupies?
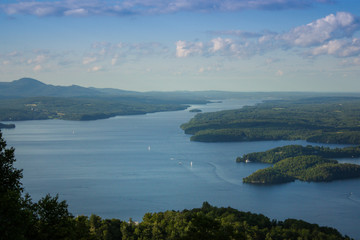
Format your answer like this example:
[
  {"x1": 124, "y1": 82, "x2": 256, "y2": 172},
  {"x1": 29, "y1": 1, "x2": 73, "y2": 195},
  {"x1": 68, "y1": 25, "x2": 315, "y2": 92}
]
[
  {"x1": 238, "y1": 145, "x2": 360, "y2": 184},
  {"x1": 237, "y1": 145, "x2": 360, "y2": 163},
  {"x1": 181, "y1": 97, "x2": 360, "y2": 145},
  {"x1": 1, "y1": 131, "x2": 354, "y2": 239},
  {"x1": 243, "y1": 155, "x2": 360, "y2": 184},
  {"x1": 0, "y1": 122, "x2": 15, "y2": 129}
]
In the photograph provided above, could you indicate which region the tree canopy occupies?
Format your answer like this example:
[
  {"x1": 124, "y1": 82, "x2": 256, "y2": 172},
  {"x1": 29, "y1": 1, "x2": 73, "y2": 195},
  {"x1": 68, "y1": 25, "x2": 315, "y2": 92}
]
[{"x1": 181, "y1": 97, "x2": 360, "y2": 144}]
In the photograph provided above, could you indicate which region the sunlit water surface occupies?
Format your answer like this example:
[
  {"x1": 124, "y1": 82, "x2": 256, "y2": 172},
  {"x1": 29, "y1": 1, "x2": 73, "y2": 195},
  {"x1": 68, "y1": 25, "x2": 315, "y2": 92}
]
[{"x1": 3, "y1": 99, "x2": 360, "y2": 239}]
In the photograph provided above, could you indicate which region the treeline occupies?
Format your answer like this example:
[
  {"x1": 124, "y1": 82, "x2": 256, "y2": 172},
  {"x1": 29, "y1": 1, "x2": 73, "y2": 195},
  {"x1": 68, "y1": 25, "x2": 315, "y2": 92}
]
[
  {"x1": 1, "y1": 131, "x2": 354, "y2": 240},
  {"x1": 237, "y1": 145, "x2": 360, "y2": 163},
  {"x1": 181, "y1": 97, "x2": 360, "y2": 144},
  {"x1": 0, "y1": 97, "x2": 189, "y2": 121},
  {"x1": 0, "y1": 122, "x2": 15, "y2": 129},
  {"x1": 243, "y1": 155, "x2": 360, "y2": 184}
]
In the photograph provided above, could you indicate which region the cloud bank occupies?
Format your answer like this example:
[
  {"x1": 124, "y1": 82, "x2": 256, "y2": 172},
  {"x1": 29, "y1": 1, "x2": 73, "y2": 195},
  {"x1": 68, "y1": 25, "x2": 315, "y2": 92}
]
[
  {"x1": 176, "y1": 12, "x2": 360, "y2": 59},
  {"x1": 2, "y1": 12, "x2": 359, "y2": 74},
  {"x1": 0, "y1": 0, "x2": 332, "y2": 17}
]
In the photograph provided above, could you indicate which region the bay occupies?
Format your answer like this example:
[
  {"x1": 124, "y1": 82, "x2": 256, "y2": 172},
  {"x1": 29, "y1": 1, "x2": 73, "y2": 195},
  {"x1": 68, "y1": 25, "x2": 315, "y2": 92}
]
[{"x1": 2, "y1": 99, "x2": 360, "y2": 239}]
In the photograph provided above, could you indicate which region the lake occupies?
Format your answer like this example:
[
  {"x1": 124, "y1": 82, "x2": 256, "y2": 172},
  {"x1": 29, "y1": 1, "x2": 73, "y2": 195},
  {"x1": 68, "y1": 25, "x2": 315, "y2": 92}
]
[{"x1": 2, "y1": 99, "x2": 360, "y2": 239}]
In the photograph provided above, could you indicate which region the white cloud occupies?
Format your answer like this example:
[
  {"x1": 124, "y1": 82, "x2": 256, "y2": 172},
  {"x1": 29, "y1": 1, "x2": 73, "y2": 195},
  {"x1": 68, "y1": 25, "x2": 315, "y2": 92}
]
[
  {"x1": 176, "y1": 40, "x2": 203, "y2": 58},
  {"x1": 0, "y1": 0, "x2": 333, "y2": 17},
  {"x1": 2, "y1": 1, "x2": 60, "y2": 16},
  {"x1": 276, "y1": 70, "x2": 284, "y2": 76},
  {"x1": 7, "y1": 51, "x2": 21, "y2": 57},
  {"x1": 280, "y1": 12, "x2": 359, "y2": 47},
  {"x1": 111, "y1": 56, "x2": 118, "y2": 66},
  {"x1": 175, "y1": 12, "x2": 360, "y2": 59},
  {"x1": 88, "y1": 66, "x2": 102, "y2": 72},
  {"x1": 64, "y1": 8, "x2": 88, "y2": 16},
  {"x1": 311, "y1": 38, "x2": 360, "y2": 57},
  {"x1": 210, "y1": 37, "x2": 233, "y2": 52},
  {"x1": 33, "y1": 64, "x2": 42, "y2": 71},
  {"x1": 265, "y1": 58, "x2": 280, "y2": 65},
  {"x1": 82, "y1": 57, "x2": 97, "y2": 65},
  {"x1": 27, "y1": 54, "x2": 46, "y2": 64},
  {"x1": 209, "y1": 30, "x2": 263, "y2": 39}
]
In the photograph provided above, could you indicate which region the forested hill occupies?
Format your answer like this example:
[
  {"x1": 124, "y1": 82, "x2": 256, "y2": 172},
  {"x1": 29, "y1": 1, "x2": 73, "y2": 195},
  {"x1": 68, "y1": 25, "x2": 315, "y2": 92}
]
[
  {"x1": 181, "y1": 97, "x2": 360, "y2": 145},
  {"x1": 0, "y1": 78, "x2": 207, "y2": 103},
  {"x1": 0, "y1": 78, "x2": 209, "y2": 121}
]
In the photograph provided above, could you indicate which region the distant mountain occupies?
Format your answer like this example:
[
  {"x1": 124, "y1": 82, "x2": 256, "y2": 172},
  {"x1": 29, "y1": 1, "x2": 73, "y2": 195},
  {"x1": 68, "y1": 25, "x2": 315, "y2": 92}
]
[
  {"x1": 0, "y1": 78, "x2": 111, "y2": 98},
  {"x1": 0, "y1": 78, "x2": 210, "y2": 104},
  {"x1": 0, "y1": 78, "x2": 207, "y2": 102},
  {"x1": 3, "y1": 77, "x2": 359, "y2": 101}
]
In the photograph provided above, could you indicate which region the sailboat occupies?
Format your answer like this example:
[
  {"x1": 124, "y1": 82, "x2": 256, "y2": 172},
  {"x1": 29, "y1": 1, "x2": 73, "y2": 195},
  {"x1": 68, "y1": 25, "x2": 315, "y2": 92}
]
[{"x1": 148, "y1": 146, "x2": 151, "y2": 151}]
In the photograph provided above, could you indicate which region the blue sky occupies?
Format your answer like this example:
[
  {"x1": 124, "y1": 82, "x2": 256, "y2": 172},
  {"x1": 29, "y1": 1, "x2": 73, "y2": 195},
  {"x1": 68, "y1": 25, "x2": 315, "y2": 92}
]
[{"x1": 1, "y1": 0, "x2": 360, "y2": 92}]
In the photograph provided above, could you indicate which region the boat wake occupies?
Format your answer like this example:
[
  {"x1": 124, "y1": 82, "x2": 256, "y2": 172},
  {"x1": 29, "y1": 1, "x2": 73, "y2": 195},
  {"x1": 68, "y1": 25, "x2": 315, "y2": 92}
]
[
  {"x1": 346, "y1": 192, "x2": 360, "y2": 205},
  {"x1": 207, "y1": 162, "x2": 242, "y2": 186}
]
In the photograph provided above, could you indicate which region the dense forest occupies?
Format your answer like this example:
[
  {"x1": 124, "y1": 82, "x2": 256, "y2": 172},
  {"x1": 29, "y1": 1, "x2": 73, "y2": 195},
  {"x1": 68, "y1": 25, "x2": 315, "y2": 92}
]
[
  {"x1": 243, "y1": 155, "x2": 360, "y2": 184},
  {"x1": 0, "y1": 122, "x2": 15, "y2": 129},
  {"x1": 237, "y1": 145, "x2": 360, "y2": 163},
  {"x1": 181, "y1": 97, "x2": 360, "y2": 145},
  {"x1": 0, "y1": 78, "x2": 214, "y2": 121},
  {"x1": 0, "y1": 131, "x2": 354, "y2": 240},
  {"x1": 0, "y1": 96, "x2": 192, "y2": 121}
]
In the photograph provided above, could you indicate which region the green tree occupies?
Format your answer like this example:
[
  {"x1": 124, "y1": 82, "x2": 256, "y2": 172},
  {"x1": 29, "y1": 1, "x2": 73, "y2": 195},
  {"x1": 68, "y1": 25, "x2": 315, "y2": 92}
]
[
  {"x1": 0, "y1": 131, "x2": 30, "y2": 240},
  {"x1": 32, "y1": 194, "x2": 75, "y2": 240}
]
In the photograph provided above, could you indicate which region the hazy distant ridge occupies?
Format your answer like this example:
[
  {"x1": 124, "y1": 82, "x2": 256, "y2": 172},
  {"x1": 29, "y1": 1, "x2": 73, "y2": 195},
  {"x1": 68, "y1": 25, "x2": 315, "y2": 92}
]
[{"x1": 0, "y1": 78, "x2": 133, "y2": 98}]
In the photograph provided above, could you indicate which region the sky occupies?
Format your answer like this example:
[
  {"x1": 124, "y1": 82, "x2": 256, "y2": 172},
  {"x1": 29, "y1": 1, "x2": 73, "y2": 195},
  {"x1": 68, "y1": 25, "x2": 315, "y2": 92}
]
[{"x1": 1, "y1": 0, "x2": 360, "y2": 92}]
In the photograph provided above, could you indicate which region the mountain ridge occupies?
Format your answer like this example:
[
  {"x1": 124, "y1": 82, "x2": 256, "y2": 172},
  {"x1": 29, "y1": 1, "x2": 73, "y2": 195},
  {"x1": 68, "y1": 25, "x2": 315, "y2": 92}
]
[{"x1": 0, "y1": 78, "x2": 119, "y2": 98}]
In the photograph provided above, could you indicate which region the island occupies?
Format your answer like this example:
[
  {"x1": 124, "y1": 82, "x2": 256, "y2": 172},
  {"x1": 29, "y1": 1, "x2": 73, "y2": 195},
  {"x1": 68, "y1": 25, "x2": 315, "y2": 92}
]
[
  {"x1": 236, "y1": 144, "x2": 360, "y2": 163},
  {"x1": 243, "y1": 155, "x2": 360, "y2": 184},
  {"x1": 189, "y1": 108, "x2": 202, "y2": 112},
  {"x1": 0, "y1": 123, "x2": 15, "y2": 129},
  {"x1": 239, "y1": 145, "x2": 360, "y2": 184},
  {"x1": 181, "y1": 97, "x2": 360, "y2": 145}
]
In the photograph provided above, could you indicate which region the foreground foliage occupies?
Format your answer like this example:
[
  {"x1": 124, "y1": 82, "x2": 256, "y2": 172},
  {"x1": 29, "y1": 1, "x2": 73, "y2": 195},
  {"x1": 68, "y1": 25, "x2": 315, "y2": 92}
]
[
  {"x1": 0, "y1": 131, "x2": 354, "y2": 239},
  {"x1": 181, "y1": 97, "x2": 360, "y2": 144}
]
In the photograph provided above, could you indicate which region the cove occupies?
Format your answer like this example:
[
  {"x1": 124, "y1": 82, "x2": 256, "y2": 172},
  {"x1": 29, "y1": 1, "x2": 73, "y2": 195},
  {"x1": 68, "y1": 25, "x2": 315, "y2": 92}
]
[{"x1": 2, "y1": 99, "x2": 360, "y2": 239}]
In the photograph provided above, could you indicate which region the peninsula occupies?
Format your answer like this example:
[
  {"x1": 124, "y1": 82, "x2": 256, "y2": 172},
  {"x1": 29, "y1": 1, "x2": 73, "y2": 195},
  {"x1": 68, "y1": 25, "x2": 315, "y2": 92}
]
[{"x1": 181, "y1": 97, "x2": 360, "y2": 145}]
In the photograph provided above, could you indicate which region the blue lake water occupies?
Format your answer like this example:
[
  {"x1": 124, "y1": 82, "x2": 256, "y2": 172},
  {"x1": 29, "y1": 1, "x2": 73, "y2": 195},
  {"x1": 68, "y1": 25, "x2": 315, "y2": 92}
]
[{"x1": 2, "y1": 99, "x2": 360, "y2": 239}]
